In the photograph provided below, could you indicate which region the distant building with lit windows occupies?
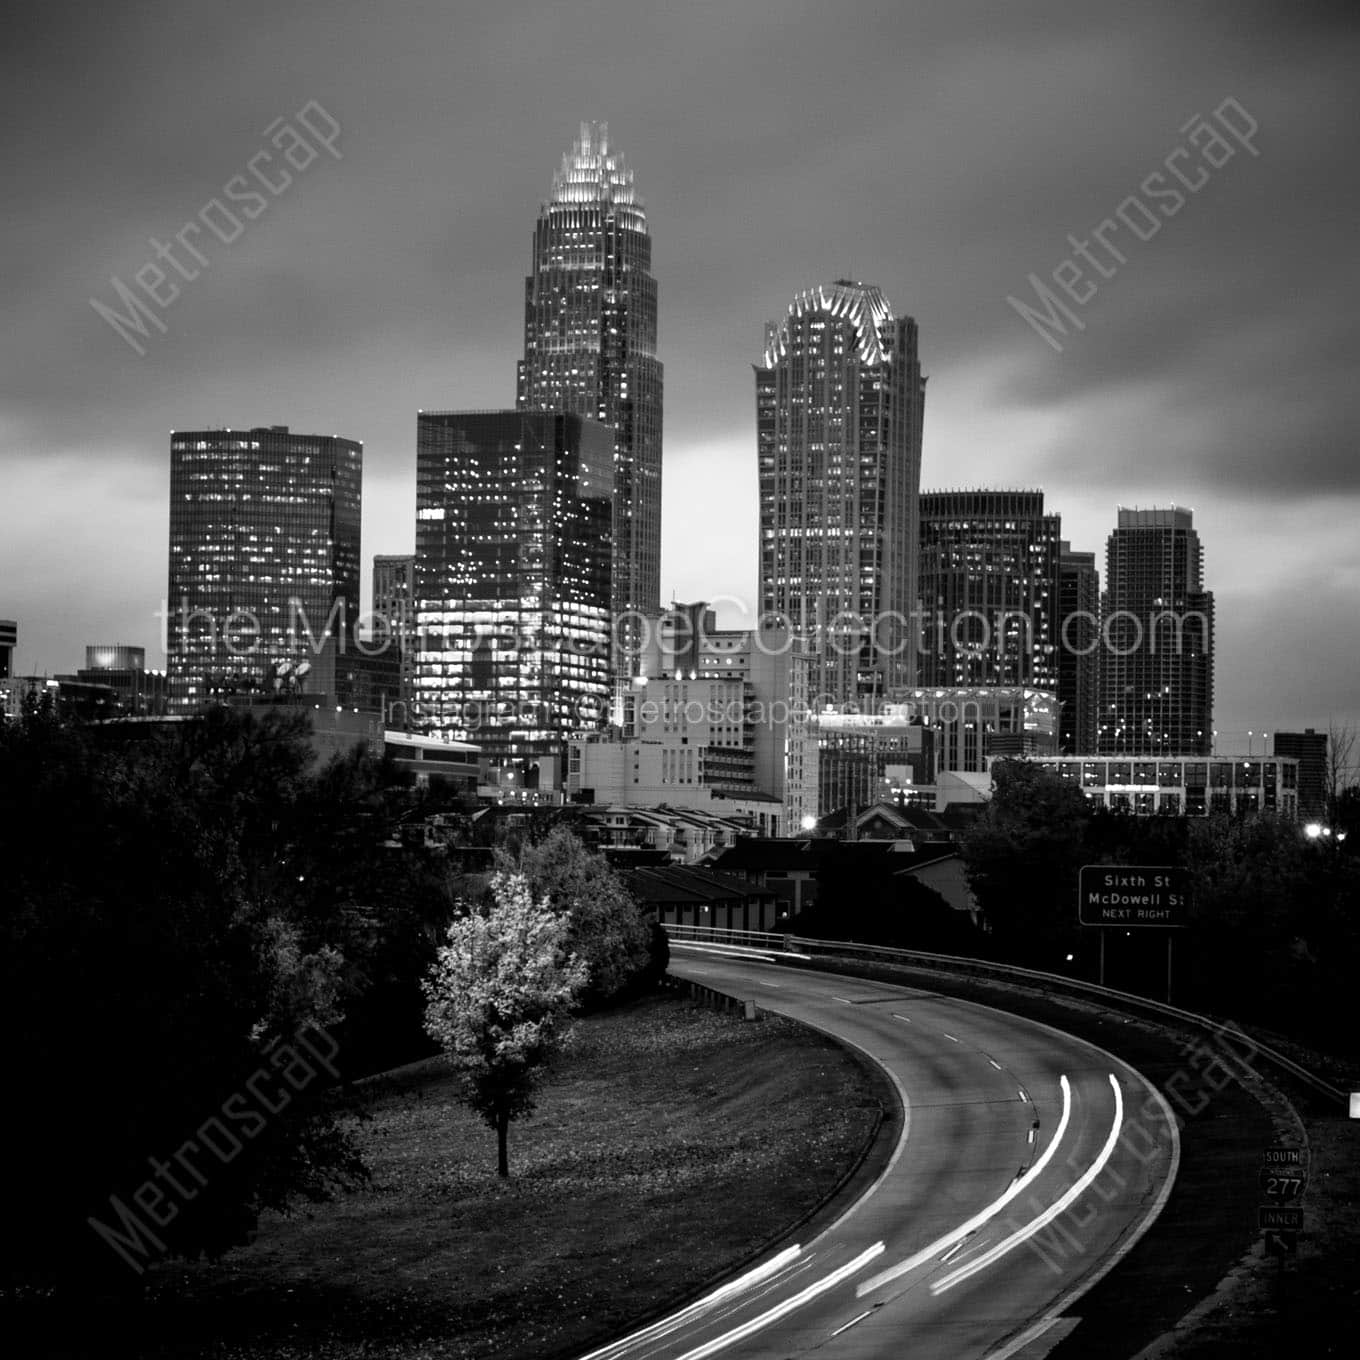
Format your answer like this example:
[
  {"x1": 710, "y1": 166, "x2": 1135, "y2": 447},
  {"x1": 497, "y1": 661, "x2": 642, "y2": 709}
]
[
  {"x1": 1097, "y1": 507, "x2": 1213, "y2": 756},
  {"x1": 1041, "y1": 754, "x2": 1297, "y2": 819},
  {"x1": 166, "y1": 426, "x2": 362, "y2": 713},
  {"x1": 414, "y1": 410, "x2": 612, "y2": 770},
  {"x1": 1057, "y1": 541, "x2": 1100, "y2": 754},
  {"x1": 918, "y1": 490, "x2": 1060, "y2": 690},
  {"x1": 517, "y1": 122, "x2": 662, "y2": 629},
  {"x1": 756, "y1": 281, "x2": 925, "y2": 707},
  {"x1": 372, "y1": 554, "x2": 418, "y2": 728},
  {"x1": 1272, "y1": 729, "x2": 1328, "y2": 820}
]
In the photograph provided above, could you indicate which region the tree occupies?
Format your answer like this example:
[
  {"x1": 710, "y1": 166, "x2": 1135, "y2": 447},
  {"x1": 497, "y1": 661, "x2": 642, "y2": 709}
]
[
  {"x1": 504, "y1": 827, "x2": 653, "y2": 1007},
  {"x1": 0, "y1": 706, "x2": 365, "y2": 1286},
  {"x1": 961, "y1": 759, "x2": 1090, "y2": 965},
  {"x1": 423, "y1": 873, "x2": 587, "y2": 1176},
  {"x1": 1327, "y1": 720, "x2": 1358, "y2": 823}
]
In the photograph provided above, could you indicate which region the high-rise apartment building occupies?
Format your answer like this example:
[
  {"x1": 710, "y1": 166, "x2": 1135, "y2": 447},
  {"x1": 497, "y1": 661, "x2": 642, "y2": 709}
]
[
  {"x1": 166, "y1": 427, "x2": 362, "y2": 712},
  {"x1": 372, "y1": 554, "x2": 417, "y2": 728},
  {"x1": 1098, "y1": 507, "x2": 1214, "y2": 755},
  {"x1": 917, "y1": 490, "x2": 1060, "y2": 690},
  {"x1": 517, "y1": 122, "x2": 662, "y2": 629},
  {"x1": 0, "y1": 619, "x2": 14, "y2": 681},
  {"x1": 756, "y1": 281, "x2": 925, "y2": 706},
  {"x1": 413, "y1": 410, "x2": 613, "y2": 768},
  {"x1": 1057, "y1": 540, "x2": 1100, "y2": 754}
]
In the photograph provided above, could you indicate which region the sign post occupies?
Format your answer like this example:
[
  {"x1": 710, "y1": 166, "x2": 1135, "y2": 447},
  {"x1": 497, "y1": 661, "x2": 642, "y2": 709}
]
[{"x1": 1078, "y1": 866, "x2": 1191, "y2": 1000}]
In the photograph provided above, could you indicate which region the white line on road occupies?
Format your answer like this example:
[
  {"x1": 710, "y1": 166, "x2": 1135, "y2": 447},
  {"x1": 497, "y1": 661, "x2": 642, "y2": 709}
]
[
  {"x1": 943, "y1": 1033, "x2": 959, "y2": 1042},
  {"x1": 856, "y1": 1075, "x2": 1073, "y2": 1299},
  {"x1": 931, "y1": 1073, "x2": 1125, "y2": 1296},
  {"x1": 988, "y1": 1059, "x2": 1003, "y2": 1070},
  {"x1": 892, "y1": 1013, "x2": 913, "y2": 1023},
  {"x1": 829, "y1": 1309, "x2": 874, "y2": 1337},
  {"x1": 1018, "y1": 1088, "x2": 1029, "y2": 1102},
  {"x1": 673, "y1": 1243, "x2": 886, "y2": 1360},
  {"x1": 756, "y1": 980, "x2": 784, "y2": 989},
  {"x1": 574, "y1": 1245, "x2": 803, "y2": 1360}
]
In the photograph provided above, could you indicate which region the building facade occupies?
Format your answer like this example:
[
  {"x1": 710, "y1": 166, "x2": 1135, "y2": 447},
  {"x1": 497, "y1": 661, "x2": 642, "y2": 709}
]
[
  {"x1": 917, "y1": 489, "x2": 1060, "y2": 690},
  {"x1": 166, "y1": 426, "x2": 362, "y2": 712},
  {"x1": 372, "y1": 553, "x2": 418, "y2": 728},
  {"x1": 414, "y1": 410, "x2": 613, "y2": 765},
  {"x1": 1273, "y1": 729, "x2": 1328, "y2": 820},
  {"x1": 1098, "y1": 507, "x2": 1214, "y2": 756},
  {"x1": 1057, "y1": 540, "x2": 1100, "y2": 754},
  {"x1": 58, "y1": 644, "x2": 168, "y2": 716},
  {"x1": 517, "y1": 122, "x2": 662, "y2": 630},
  {"x1": 756, "y1": 281, "x2": 925, "y2": 707},
  {"x1": 566, "y1": 604, "x2": 817, "y2": 831},
  {"x1": 1041, "y1": 754, "x2": 1297, "y2": 819}
]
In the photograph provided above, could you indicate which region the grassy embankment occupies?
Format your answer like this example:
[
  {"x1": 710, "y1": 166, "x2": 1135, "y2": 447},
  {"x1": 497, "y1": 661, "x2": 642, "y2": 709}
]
[{"x1": 106, "y1": 990, "x2": 887, "y2": 1359}]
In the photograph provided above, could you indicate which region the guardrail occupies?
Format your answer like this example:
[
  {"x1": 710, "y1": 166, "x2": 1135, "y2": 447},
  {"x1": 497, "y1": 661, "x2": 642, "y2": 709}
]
[{"x1": 664, "y1": 924, "x2": 1347, "y2": 1109}]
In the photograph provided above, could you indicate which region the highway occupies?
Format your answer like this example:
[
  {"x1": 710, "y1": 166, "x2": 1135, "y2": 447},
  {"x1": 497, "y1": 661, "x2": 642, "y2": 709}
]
[{"x1": 580, "y1": 946, "x2": 1180, "y2": 1360}]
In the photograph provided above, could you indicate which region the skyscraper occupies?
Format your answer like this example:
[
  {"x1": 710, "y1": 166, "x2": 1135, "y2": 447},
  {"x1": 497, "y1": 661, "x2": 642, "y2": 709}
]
[
  {"x1": 517, "y1": 122, "x2": 662, "y2": 630},
  {"x1": 166, "y1": 426, "x2": 361, "y2": 711},
  {"x1": 1098, "y1": 507, "x2": 1214, "y2": 755},
  {"x1": 756, "y1": 281, "x2": 925, "y2": 706},
  {"x1": 413, "y1": 410, "x2": 612, "y2": 767},
  {"x1": 1058, "y1": 540, "x2": 1100, "y2": 754},
  {"x1": 372, "y1": 553, "x2": 417, "y2": 727},
  {"x1": 917, "y1": 489, "x2": 1060, "y2": 690}
]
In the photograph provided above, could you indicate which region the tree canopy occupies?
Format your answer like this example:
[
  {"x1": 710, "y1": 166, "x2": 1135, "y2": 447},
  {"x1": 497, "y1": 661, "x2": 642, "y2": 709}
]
[{"x1": 422, "y1": 872, "x2": 588, "y2": 1176}]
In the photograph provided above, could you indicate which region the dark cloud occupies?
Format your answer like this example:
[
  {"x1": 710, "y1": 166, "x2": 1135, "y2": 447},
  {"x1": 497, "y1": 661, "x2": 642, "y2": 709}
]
[{"x1": 2, "y1": 0, "x2": 1357, "y2": 737}]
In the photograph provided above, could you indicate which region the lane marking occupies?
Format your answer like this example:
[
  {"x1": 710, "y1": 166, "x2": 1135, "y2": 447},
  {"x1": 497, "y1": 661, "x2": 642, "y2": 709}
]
[
  {"x1": 892, "y1": 1013, "x2": 913, "y2": 1023},
  {"x1": 931, "y1": 1073, "x2": 1125, "y2": 1295},
  {"x1": 829, "y1": 1309, "x2": 874, "y2": 1338},
  {"x1": 1017, "y1": 1088, "x2": 1029, "y2": 1102},
  {"x1": 943, "y1": 1033, "x2": 959, "y2": 1043},
  {"x1": 856, "y1": 1074, "x2": 1073, "y2": 1299},
  {"x1": 673, "y1": 1243, "x2": 885, "y2": 1360},
  {"x1": 574, "y1": 1245, "x2": 802, "y2": 1360},
  {"x1": 833, "y1": 996, "x2": 855, "y2": 1004},
  {"x1": 756, "y1": 980, "x2": 784, "y2": 989},
  {"x1": 988, "y1": 1059, "x2": 1003, "y2": 1070},
  {"x1": 1028, "y1": 1128, "x2": 1036, "y2": 1145}
]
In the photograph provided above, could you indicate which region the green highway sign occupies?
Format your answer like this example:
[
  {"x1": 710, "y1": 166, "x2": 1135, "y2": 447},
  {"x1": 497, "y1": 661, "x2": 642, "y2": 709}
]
[{"x1": 1078, "y1": 865, "x2": 1191, "y2": 927}]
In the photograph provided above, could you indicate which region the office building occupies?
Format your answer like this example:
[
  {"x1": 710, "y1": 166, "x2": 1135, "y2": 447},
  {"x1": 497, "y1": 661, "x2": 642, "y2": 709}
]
[
  {"x1": 1057, "y1": 541, "x2": 1100, "y2": 754},
  {"x1": 918, "y1": 490, "x2": 1060, "y2": 690},
  {"x1": 57, "y1": 644, "x2": 168, "y2": 716},
  {"x1": 372, "y1": 554, "x2": 418, "y2": 728},
  {"x1": 757, "y1": 280, "x2": 925, "y2": 706},
  {"x1": 1273, "y1": 729, "x2": 1328, "y2": 820},
  {"x1": 1098, "y1": 507, "x2": 1214, "y2": 756},
  {"x1": 414, "y1": 410, "x2": 612, "y2": 768},
  {"x1": 1043, "y1": 755, "x2": 1297, "y2": 819},
  {"x1": 166, "y1": 426, "x2": 362, "y2": 712},
  {"x1": 1, "y1": 620, "x2": 18, "y2": 719},
  {"x1": 517, "y1": 121, "x2": 663, "y2": 630},
  {"x1": 566, "y1": 603, "x2": 816, "y2": 832}
]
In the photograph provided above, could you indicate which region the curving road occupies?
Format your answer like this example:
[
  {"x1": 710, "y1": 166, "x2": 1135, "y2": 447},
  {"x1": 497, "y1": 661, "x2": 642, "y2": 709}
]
[{"x1": 580, "y1": 946, "x2": 1180, "y2": 1360}]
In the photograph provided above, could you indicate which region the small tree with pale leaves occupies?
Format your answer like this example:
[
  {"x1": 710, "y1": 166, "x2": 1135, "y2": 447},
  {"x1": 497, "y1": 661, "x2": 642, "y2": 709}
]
[{"x1": 422, "y1": 872, "x2": 587, "y2": 1176}]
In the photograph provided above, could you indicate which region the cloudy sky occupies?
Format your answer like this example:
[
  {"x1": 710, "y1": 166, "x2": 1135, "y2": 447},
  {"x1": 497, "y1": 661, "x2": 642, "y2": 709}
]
[{"x1": 3, "y1": 0, "x2": 1357, "y2": 745}]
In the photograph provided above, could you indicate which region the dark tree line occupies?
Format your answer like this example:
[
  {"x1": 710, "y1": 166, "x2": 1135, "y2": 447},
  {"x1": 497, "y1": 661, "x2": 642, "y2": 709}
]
[
  {"x1": 0, "y1": 702, "x2": 661, "y2": 1288},
  {"x1": 961, "y1": 759, "x2": 1360, "y2": 1047}
]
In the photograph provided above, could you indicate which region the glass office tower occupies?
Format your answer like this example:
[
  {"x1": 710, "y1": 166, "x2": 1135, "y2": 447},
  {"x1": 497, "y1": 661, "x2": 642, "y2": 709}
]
[
  {"x1": 756, "y1": 281, "x2": 925, "y2": 706},
  {"x1": 166, "y1": 426, "x2": 361, "y2": 711},
  {"x1": 414, "y1": 410, "x2": 612, "y2": 763},
  {"x1": 517, "y1": 122, "x2": 662, "y2": 632}
]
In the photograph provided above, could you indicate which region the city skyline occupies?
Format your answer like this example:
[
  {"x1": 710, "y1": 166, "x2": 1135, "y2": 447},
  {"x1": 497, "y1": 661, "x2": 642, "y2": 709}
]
[{"x1": 2, "y1": 1, "x2": 1357, "y2": 746}]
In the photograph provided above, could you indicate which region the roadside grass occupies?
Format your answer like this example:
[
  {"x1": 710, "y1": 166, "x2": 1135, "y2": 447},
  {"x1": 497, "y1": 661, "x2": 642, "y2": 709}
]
[{"x1": 106, "y1": 991, "x2": 884, "y2": 1359}]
